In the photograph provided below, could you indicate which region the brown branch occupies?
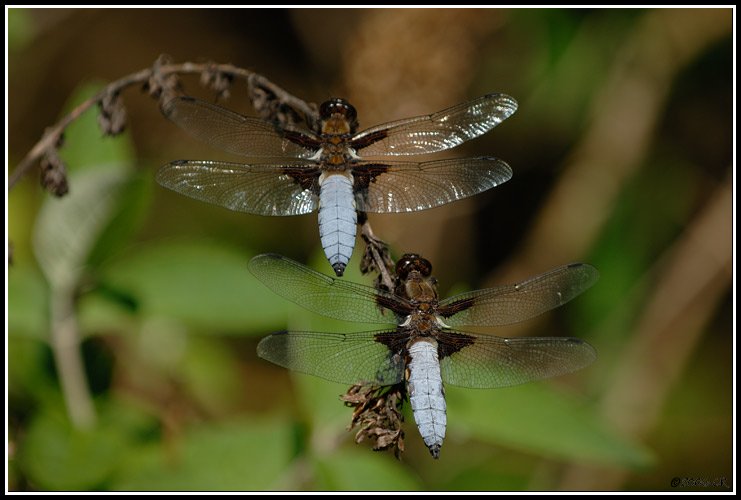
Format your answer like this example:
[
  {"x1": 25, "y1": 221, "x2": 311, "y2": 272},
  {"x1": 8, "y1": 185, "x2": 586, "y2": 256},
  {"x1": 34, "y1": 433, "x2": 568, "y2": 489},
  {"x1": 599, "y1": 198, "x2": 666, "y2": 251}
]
[
  {"x1": 8, "y1": 57, "x2": 313, "y2": 194},
  {"x1": 359, "y1": 213, "x2": 395, "y2": 292},
  {"x1": 248, "y1": 73, "x2": 318, "y2": 130}
]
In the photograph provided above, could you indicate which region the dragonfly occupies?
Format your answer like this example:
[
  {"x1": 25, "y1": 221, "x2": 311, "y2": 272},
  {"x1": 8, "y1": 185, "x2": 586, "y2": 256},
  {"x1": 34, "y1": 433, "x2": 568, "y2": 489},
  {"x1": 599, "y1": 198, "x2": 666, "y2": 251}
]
[
  {"x1": 248, "y1": 253, "x2": 599, "y2": 458},
  {"x1": 157, "y1": 94, "x2": 517, "y2": 276}
]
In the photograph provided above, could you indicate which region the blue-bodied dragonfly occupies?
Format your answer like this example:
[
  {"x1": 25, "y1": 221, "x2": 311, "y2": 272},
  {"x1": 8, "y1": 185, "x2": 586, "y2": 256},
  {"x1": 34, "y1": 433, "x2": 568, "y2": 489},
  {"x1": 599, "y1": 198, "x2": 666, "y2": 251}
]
[
  {"x1": 157, "y1": 94, "x2": 517, "y2": 276},
  {"x1": 249, "y1": 253, "x2": 598, "y2": 458}
]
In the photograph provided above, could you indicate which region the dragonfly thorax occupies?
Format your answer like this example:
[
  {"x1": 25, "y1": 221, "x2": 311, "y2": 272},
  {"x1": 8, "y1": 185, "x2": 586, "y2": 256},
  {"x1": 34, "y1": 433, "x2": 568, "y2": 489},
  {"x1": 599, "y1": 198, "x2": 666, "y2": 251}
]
[
  {"x1": 400, "y1": 310, "x2": 441, "y2": 337},
  {"x1": 317, "y1": 140, "x2": 359, "y2": 168},
  {"x1": 397, "y1": 271, "x2": 439, "y2": 305}
]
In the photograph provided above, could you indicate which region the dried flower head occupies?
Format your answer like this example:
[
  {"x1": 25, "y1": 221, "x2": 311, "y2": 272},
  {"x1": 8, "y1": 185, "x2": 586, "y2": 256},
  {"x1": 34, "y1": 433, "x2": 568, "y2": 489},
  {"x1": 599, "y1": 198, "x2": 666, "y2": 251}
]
[{"x1": 341, "y1": 383, "x2": 406, "y2": 459}]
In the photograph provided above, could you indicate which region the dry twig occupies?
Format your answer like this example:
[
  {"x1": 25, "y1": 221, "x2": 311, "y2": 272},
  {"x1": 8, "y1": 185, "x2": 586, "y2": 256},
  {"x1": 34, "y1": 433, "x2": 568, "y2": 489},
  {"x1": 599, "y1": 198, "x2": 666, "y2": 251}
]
[{"x1": 8, "y1": 55, "x2": 312, "y2": 195}]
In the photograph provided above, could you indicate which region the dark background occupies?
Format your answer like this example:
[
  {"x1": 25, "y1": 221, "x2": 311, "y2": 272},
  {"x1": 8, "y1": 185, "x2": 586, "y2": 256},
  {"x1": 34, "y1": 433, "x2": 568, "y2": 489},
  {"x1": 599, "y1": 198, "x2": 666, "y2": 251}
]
[{"x1": 7, "y1": 7, "x2": 733, "y2": 491}]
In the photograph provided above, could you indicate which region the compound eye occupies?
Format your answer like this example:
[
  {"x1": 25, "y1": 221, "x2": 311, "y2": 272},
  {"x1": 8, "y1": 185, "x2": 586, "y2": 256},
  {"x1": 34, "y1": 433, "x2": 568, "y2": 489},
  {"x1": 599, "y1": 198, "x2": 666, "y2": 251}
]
[
  {"x1": 319, "y1": 100, "x2": 334, "y2": 117},
  {"x1": 319, "y1": 99, "x2": 354, "y2": 119},
  {"x1": 416, "y1": 258, "x2": 433, "y2": 277},
  {"x1": 396, "y1": 253, "x2": 431, "y2": 279},
  {"x1": 342, "y1": 102, "x2": 357, "y2": 123},
  {"x1": 395, "y1": 255, "x2": 415, "y2": 280}
]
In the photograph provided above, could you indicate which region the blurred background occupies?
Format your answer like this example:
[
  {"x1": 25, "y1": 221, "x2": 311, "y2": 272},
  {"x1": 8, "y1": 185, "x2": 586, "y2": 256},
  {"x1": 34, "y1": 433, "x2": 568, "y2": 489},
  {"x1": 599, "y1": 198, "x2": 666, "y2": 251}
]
[{"x1": 7, "y1": 7, "x2": 733, "y2": 492}]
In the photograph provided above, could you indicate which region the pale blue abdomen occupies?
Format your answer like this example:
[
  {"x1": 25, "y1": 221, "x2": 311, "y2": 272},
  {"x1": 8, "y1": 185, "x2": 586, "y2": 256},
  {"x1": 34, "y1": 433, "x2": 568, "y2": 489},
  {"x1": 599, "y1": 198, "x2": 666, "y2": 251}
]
[
  {"x1": 318, "y1": 172, "x2": 357, "y2": 276},
  {"x1": 407, "y1": 338, "x2": 447, "y2": 459}
]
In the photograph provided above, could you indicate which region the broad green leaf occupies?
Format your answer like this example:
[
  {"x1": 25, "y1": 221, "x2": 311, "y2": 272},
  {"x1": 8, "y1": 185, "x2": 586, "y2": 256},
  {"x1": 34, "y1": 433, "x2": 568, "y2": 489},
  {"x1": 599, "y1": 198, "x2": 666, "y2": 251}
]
[
  {"x1": 31, "y1": 82, "x2": 141, "y2": 286},
  {"x1": 33, "y1": 166, "x2": 132, "y2": 292},
  {"x1": 100, "y1": 240, "x2": 293, "y2": 333},
  {"x1": 292, "y1": 373, "x2": 355, "y2": 438},
  {"x1": 180, "y1": 336, "x2": 244, "y2": 415},
  {"x1": 77, "y1": 288, "x2": 139, "y2": 337},
  {"x1": 86, "y1": 172, "x2": 154, "y2": 270},
  {"x1": 112, "y1": 419, "x2": 294, "y2": 491},
  {"x1": 19, "y1": 407, "x2": 129, "y2": 491},
  {"x1": 446, "y1": 383, "x2": 653, "y2": 467},
  {"x1": 312, "y1": 449, "x2": 420, "y2": 491}
]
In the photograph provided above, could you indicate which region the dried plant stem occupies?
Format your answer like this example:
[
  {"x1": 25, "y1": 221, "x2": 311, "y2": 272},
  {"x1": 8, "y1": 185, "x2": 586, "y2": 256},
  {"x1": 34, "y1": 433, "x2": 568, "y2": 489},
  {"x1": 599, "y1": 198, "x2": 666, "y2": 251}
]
[
  {"x1": 50, "y1": 288, "x2": 96, "y2": 429},
  {"x1": 8, "y1": 61, "x2": 311, "y2": 193},
  {"x1": 10, "y1": 67, "x2": 146, "y2": 191},
  {"x1": 360, "y1": 217, "x2": 395, "y2": 291}
]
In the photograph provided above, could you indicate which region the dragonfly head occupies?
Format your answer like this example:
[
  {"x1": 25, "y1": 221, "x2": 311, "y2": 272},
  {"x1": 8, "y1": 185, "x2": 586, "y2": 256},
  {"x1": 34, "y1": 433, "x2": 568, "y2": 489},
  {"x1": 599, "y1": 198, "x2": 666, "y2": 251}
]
[
  {"x1": 396, "y1": 254, "x2": 433, "y2": 281},
  {"x1": 319, "y1": 98, "x2": 359, "y2": 135}
]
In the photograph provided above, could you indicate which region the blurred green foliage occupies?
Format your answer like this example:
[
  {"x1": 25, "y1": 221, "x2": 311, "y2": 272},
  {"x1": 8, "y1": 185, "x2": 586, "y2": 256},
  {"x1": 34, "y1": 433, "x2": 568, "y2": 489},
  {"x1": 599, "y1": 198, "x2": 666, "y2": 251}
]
[
  {"x1": 7, "y1": 7, "x2": 732, "y2": 492},
  {"x1": 448, "y1": 384, "x2": 652, "y2": 467},
  {"x1": 6, "y1": 8, "x2": 35, "y2": 52}
]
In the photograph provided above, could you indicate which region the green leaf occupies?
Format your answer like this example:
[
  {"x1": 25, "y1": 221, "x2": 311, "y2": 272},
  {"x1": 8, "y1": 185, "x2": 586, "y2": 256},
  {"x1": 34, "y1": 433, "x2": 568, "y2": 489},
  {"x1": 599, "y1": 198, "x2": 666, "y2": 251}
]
[
  {"x1": 86, "y1": 172, "x2": 154, "y2": 270},
  {"x1": 7, "y1": 263, "x2": 49, "y2": 341},
  {"x1": 312, "y1": 449, "x2": 420, "y2": 491},
  {"x1": 440, "y1": 456, "x2": 532, "y2": 491},
  {"x1": 446, "y1": 382, "x2": 653, "y2": 467},
  {"x1": 112, "y1": 419, "x2": 294, "y2": 490},
  {"x1": 33, "y1": 82, "x2": 142, "y2": 283},
  {"x1": 33, "y1": 166, "x2": 132, "y2": 292},
  {"x1": 7, "y1": 336, "x2": 57, "y2": 405},
  {"x1": 58, "y1": 83, "x2": 135, "y2": 173},
  {"x1": 7, "y1": 176, "x2": 41, "y2": 264},
  {"x1": 180, "y1": 336, "x2": 244, "y2": 415},
  {"x1": 77, "y1": 287, "x2": 139, "y2": 336},
  {"x1": 19, "y1": 407, "x2": 129, "y2": 490},
  {"x1": 293, "y1": 373, "x2": 354, "y2": 435},
  {"x1": 100, "y1": 240, "x2": 294, "y2": 333}
]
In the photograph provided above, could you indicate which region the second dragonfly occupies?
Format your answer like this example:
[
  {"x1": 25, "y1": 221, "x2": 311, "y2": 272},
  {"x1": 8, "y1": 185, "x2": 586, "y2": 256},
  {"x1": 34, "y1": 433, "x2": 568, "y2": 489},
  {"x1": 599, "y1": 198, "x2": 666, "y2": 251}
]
[{"x1": 157, "y1": 93, "x2": 517, "y2": 276}]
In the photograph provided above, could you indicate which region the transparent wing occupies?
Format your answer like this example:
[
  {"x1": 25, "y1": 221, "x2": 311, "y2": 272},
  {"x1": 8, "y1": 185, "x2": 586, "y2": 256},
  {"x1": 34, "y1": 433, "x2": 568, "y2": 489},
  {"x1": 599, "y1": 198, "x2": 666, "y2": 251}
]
[
  {"x1": 353, "y1": 157, "x2": 512, "y2": 213},
  {"x1": 248, "y1": 253, "x2": 402, "y2": 324},
  {"x1": 353, "y1": 93, "x2": 517, "y2": 157},
  {"x1": 439, "y1": 331, "x2": 596, "y2": 388},
  {"x1": 163, "y1": 96, "x2": 317, "y2": 158},
  {"x1": 257, "y1": 330, "x2": 405, "y2": 386},
  {"x1": 156, "y1": 160, "x2": 320, "y2": 216},
  {"x1": 440, "y1": 264, "x2": 599, "y2": 327}
]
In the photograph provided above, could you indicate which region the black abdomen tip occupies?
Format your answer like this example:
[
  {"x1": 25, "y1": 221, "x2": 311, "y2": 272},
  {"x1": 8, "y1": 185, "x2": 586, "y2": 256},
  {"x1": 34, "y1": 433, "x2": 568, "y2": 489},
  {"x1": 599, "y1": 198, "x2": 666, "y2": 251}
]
[{"x1": 332, "y1": 263, "x2": 346, "y2": 276}]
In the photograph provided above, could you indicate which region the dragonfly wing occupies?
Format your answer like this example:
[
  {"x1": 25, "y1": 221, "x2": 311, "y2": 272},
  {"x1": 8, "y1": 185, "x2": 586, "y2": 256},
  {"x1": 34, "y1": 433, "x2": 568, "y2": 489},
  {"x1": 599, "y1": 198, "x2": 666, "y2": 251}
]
[
  {"x1": 248, "y1": 253, "x2": 403, "y2": 324},
  {"x1": 353, "y1": 157, "x2": 512, "y2": 213},
  {"x1": 163, "y1": 96, "x2": 318, "y2": 158},
  {"x1": 352, "y1": 93, "x2": 517, "y2": 157},
  {"x1": 438, "y1": 330, "x2": 596, "y2": 388},
  {"x1": 258, "y1": 330, "x2": 406, "y2": 386},
  {"x1": 156, "y1": 160, "x2": 320, "y2": 216},
  {"x1": 439, "y1": 264, "x2": 599, "y2": 327}
]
